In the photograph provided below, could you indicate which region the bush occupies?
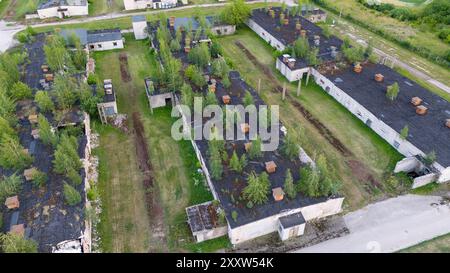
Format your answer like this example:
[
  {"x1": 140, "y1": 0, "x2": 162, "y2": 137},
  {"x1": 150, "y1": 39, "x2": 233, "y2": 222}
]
[
  {"x1": 185, "y1": 65, "x2": 206, "y2": 88},
  {"x1": 284, "y1": 169, "x2": 296, "y2": 199},
  {"x1": 87, "y1": 73, "x2": 97, "y2": 85},
  {"x1": 0, "y1": 174, "x2": 22, "y2": 203},
  {"x1": 248, "y1": 137, "x2": 262, "y2": 159},
  {"x1": 34, "y1": 91, "x2": 55, "y2": 113},
  {"x1": 386, "y1": 82, "x2": 400, "y2": 101},
  {"x1": 64, "y1": 183, "x2": 81, "y2": 206},
  {"x1": 0, "y1": 233, "x2": 38, "y2": 253},
  {"x1": 243, "y1": 172, "x2": 270, "y2": 205},
  {"x1": 87, "y1": 185, "x2": 99, "y2": 201},
  {"x1": 280, "y1": 131, "x2": 299, "y2": 160},
  {"x1": 38, "y1": 114, "x2": 58, "y2": 147},
  {"x1": 231, "y1": 210, "x2": 238, "y2": 222},
  {"x1": 67, "y1": 168, "x2": 82, "y2": 186},
  {"x1": 31, "y1": 169, "x2": 47, "y2": 188},
  {"x1": 0, "y1": 136, "x2": 33, "y2": 170},
  {"x1": 11, "y1": 82, "x2": 32, "y2": 100}
]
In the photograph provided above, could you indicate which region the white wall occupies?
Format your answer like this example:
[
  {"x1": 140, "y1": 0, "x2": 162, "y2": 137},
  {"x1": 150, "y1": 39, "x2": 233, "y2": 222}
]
[
  {"x1": 247, "y1": 19, "x2": 286, "y2": 51},
  {"x1": 124, "y1": 0, "x2": 152, "y2": 10},
  {"x1": 133, "y1": 21, "x2": 148, "y2": 40},
  {"x1": 87, "y1": 39, "x2": 124, "y2": 51},
  {"x1": 310, "y1": 69, "x2": 449, "y2": 183},
  {"x1": 37, "y1": 5, "x2": 88, "y2": 19},
  {"x1": 195, "y1": 226, "x2": 228, "y2": 243},
  {"x1": 228, "y1": 197, "x2": 344, "y2": 244},
  {"x1": 211, "y1": 25, "x2": 236, "y2": 36},
  {"x1": 276, "y1": 58, "x2": 309, "y2": 82}
]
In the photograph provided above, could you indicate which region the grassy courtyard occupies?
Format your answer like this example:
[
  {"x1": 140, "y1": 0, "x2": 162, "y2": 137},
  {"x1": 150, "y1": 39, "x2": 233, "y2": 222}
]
[
  {"x1": 92, "y1": 35, "x2": 224, "y2": 252},
  {"x1": 218, "y1": 28, "x2": 404, "y2": 210}
]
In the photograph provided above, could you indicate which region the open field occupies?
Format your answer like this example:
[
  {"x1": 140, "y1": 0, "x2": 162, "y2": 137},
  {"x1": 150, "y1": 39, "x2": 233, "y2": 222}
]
[
  {"x1": 219, "y1": 28, "x2": 404, "y2": 210},
  {"x1": 92, "y1": 35, "x2": 224, "y2": 252},
  {"x1": 89, "y1": 0, "x2": 124, "y2": 16},
  {"x1": 400, "y1": 232, "x2": 450, "y2": 253},
  {"x1": 1, "y1": 0, "x2": 38, "y2": 20}
]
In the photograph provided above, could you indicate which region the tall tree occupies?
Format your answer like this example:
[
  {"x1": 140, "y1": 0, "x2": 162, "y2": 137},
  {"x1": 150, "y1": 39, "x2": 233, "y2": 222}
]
[
  {"x1": 53, "y1": 74, "x2": 78, "y2": 110},
  {"x1": 44, "y1": 34, "x2": 71, "y2": 72},
  {"x1": 38, "y1": 114, "x2": 58, "y2": 147},
  {"x1": 220, "y1": 0, "x2": 251, "y2": 26},
  {"x1": 284, "y1": 169, "x2": 296, "y2": 199}
]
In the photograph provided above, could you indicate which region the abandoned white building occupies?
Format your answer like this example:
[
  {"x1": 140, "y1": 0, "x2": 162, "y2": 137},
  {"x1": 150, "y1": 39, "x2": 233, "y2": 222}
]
[
  {"x1": 61, "y1": 28, "x2": 124, "y2": 51},
  {"x1": 144, "y1": 78, "x2": 175, "y2": 112},
  {"x1": 182, "y1": 72, "x2": 344, "y2": 245},
  {"x1": 37, "y1": 0, "x2": 88, "y2": 19},
  {"x1": 123, "y1": 0, "x2": 186, "y2": 10}
]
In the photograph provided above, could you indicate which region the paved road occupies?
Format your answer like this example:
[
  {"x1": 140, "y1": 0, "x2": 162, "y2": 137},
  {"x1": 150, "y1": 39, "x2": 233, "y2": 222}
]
[{"x1": 293, "y1": 194, "x2": 450, "y2": 253}]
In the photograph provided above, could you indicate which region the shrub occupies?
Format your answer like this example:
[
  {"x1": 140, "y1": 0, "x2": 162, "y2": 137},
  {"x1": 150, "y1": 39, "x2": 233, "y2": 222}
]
[
  {"x1": 423, "y1": 151, "x2": 436, "y2": 165},
  {"x1": 0, "y1": 136, "x2": 33, "y2": 170},
  {"x1": 185, "y1": 65, "x2": 206, "y2": 87},
  {"x1": 87, "y1": 185, "x2": 99, "y2": 201},
  {"x1": 188, "y1": 43, "x2": 210, "y2": 68},
  {"x1": 229, "y1": 151, "x2": 246, "y2": 173},
  {"x1": 67, "y1": 168, "x2": 82, "y2": 186},
  {"x1": 64, "y1": 183, "x2": 81, "y2": 206},
  {"x1": 386, "y1": 82, "x2": 400, "y2": 101},
  {"x1": 231, "y1": 210, "x2": 238, "y2": 222},
  {"x1": 298, "y1": 165, "x2": 320, "y2": 197},
  {"x1": 243, "y1": 91, "x2": 254, "y2": 107},
  {"x1": 248, "y1": 137, "x2": 262, "y2": 159},
  {"x1": 400, "y1": 125, "x2": 409, "y2": 140},
  {"x1": 0, "y1": 233, "x2": 38, "y2": 253},
  {"x1": 87, "y1": 73, "x2": 97, "y2": 85},
  {"x1": 31, "y1": 169, "x2": 47, "y2": 188},
  {"x1": 280, "y1": 131, "x2": 299, "y2": 160},
  {"x1": 0, "y1": 174, "x2": 22, "y2": 203},
  {"x1": 34, "y1": 91, "x2": 54, "y2": 113},
  {"x1": 243, "y1": 172, "x2": 270, "y2": 205},
  {"x1": 38, "y1": 114, "x2": 58, "y2": 147},
  {"x1": 11, "y1": 82, "x2": 32, "y2": 100},
  {"x1": 284, "y1": 169, "x2": 296, "y2": 199}
]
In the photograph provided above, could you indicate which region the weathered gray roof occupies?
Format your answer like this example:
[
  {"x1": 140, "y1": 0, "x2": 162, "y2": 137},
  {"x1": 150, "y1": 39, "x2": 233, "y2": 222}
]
[
  {"x1": 87, "y1": 29, "x2": 122, "y2": 43},
  {"x1": 279, "y1": 212, "x2": 306, "y2": 229},
  {"x1": 60, "y1": 28, "x2": 88, "y2": 45},
  {"x1": 38, "y1": 0, "x2": 87, "y2": 10},
  {"x1": 132, "y1": 15, "x2": 146, "y2": 23}
]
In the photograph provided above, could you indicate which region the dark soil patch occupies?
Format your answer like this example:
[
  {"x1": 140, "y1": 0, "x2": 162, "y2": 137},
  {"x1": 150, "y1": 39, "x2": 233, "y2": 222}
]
[
  {"x1": 347, "y1": 159, "x2": 382, "y2": 190},
  {"x1": 119, "y1": 53, "x2": 131, "y2": 82},
  {"x1": 131, "y1": 112, "x2": 166, "y2": 251}
]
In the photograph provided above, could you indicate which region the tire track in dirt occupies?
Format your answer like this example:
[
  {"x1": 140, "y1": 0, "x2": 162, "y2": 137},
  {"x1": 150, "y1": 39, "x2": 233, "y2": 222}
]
[{"x1": 234, "y1": 40, "x2": 381, "y2": 190}]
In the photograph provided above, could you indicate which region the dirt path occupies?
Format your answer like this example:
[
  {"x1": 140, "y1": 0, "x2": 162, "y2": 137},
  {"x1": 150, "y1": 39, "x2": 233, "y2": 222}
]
[
  {"x1": 132, "y1": 112, "x2": 167, "y2": 252},
  {"x1": 119, "y1": 53, "x2": 131, "y2": 82},
  {"x1": 234, "y1": 40, "x2": 381, "y2": 190}
]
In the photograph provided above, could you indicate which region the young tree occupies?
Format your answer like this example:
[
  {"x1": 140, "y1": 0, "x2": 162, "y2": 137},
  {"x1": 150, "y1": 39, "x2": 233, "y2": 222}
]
[
  {"x1": 0, "y1": 173, "x2": 22, "y2": 203},
  {"x1": 280, "y1": 131, "x2": 299, "y2": 160},
  {"x1": 79, "y1": 82, "x2": 100, "y2": 117},
  {"x1": 0, "y1": 52, "x2": 21, "y2": 86},
  {"x1": 230, "y1": 150, "x2": 246, "y2": 173},
  {"x1": 44, "y1": 34, "x2": 71, "y2": 72},
  {"x1": 205, "y1": 91, "x2": 217, "y2": 106},
  {"x1": 248, "y1": 136, "x2": 262, "y2": 159},
  {"x1": 0, "y1": 116, "x2": 15, "y2": 140},
  {"x1": 0, "y1": 135, "x2": 33, "y2": 170},
  {"x1": 34, "y1": 91, "x2": 55, "y2": 113},
  {"x1": 423, "y1": 151, "x2": 437, "y2": 165},
  {"x1": 210, "y1": 42, "x2": 223, "y2": 58},
  {"x1": 321, "y1": 24, "x2": 332, "y2": 38},
  {"x1": 38, "y1": 114, "x2": 58, "y2": 147},
  {"x1": 298, "y1": 165, "x2": 320, "y2": 197},
  {"x1": 53, "y1": 74, "x2": 78, "y2": 110},
  {"x1": 164, "y1": 57, "x2": 183, "y2": 93},
  {"x1": 386, "y1": 82, "x2": 400, "y2": 101},
  {"x1": 243, "y1": 171, "x2": 270, "y2": 205},
  {"x1": 220, "y1": 0, "x2": 251, "y2": 26},
  {"x1": 72, "y1": 41, "x2": 87, "y2": 71},
  {"x1": 170, "y1": 38, "x2": 181, "y2": 52},
  {"x1": 180, "y1": 83, "x2": 194, "y2": 108},
  {"x1": 343, "y1": 46, "x2": 365, "y2": 63},
  {"x1": 63, "y1": 182, "x2": 81, "y2": 206},
  {"x1": 11, "y1": 82, "x2": 32, "y2": 100},
  {"x1": 284, "y1": 169, "x2": 296, "y2": 199},
  {"x1": 212, "y1": 58, "x2": 229, "y2": 79},
  {"x1": 188, "y1": 43, "x2": 211, "y2": 68},
  {"x1": 293, "y1": 37, "x2": 310, "y2": 58},
  {"x1": 53, "y1": 134, "x2": 82, "y2": 176},
  {"x1": 0, "y1": 233, "x2": 38, "y2": 253},
  {"x1": 0, "y1": 92, "x2": 17, "y2": 125},
  {"x1": 243, "y1": 91, "x2": 255, "y2": 107},
  {"x1": 306, "y1": 47, "x2": 320, "y2": 66},
  {"x1": 210, "y1": 152, "x2": 223, "y2": 180},
  {"x1": 31, "y1": 169, "x2": 47, "y2": 188},
  {"x1": 185, "y1": 65, "x2": 206, "y2": 88},
  {"x1": 400, "y1": 125, "x2": 409, "y2": 139}
]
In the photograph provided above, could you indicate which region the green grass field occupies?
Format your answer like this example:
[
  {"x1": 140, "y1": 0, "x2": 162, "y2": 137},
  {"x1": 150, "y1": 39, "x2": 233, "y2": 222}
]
[
  {"x1": 219, "y1": 28, "x2": 403, "y2": 210},
  {"x1": 1, "y1": 0, "x2": 39, "y2": 20}
]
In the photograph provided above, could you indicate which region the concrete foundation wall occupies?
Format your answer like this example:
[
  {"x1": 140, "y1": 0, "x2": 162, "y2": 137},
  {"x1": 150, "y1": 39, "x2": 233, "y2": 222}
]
[
  {"x1": 150, "y1": 92, "x2": 173, "y2": 108},
  {"x1": 37, "y1": 5, "x2": 88, "y2": 19},
  {"x1": 412, "y1": 173, "x2": 437, "y2": 189},
  {"x1": 247, "y1": 19, "x2": 285, "y2": 51},
  {"x1": 211, "y1": 25, "x2": 236, "y2": 36},
  {"x1": 394, "y1": 157, "x2": 421, "y2": 174},
  {"x1": 228, "y1": 197, "x2": 344, "y2": 244},
  {"x1": 195, "y1": 226, "x2": 228, "y2": 243},
  {"x1": 88, "y1": 39, "x2": 124, "y2": 51}
]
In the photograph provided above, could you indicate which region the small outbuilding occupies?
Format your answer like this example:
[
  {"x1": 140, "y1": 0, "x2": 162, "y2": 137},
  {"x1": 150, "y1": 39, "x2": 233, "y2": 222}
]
[{"x1": 278, "y1": 212, "x2": 306, "y2": 241}]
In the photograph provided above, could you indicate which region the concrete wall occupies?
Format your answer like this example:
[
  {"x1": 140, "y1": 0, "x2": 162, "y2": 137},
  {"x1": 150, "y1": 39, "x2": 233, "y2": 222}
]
[
  {"x1": 211, "y1": 25, "x2": 236, "y2": 36},
  {"x1": 124, "y1": 0, "x2": 152, "y2": 10},
  {"x1": 228, "y1": 197, "x2": 344, "y2": 244},
  {"x1": 412, "y1": 173, "x2": 437, "y2": 189},
  {"x1": 394, "y1": 157, "x2": 422, "y2": 174},
  {"x1": 133, "y1": 21, "x2": 148, "y2": 40},
  {"x1": 278, "y1": 222, "x2": 306, "y2": 241},
  {"x1": 194, "y1": 226, "x2": 228, "y2": 243},
  {"x1": 149, "y1": 92, "x2": 173, "y2": 109},
  {"x1": 247, "y1": 18, "x2": 286, "y2": 51},
  {"x1": 87, "y1": 39, "x2": 124, "y2": 51},
  {"x1": 276, "y1": 58, "x2": 308, "y2": 82},
  {"x1": 37, "y1": 5, "x2": 88, "y2": 19}
]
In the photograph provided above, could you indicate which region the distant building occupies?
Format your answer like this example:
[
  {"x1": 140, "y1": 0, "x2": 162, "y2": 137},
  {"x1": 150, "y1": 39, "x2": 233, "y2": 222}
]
[
  {"x1": 123, "y1": 0, "x2": 186, "y2": 10},
  {"x1": 37, "y1": 0, "x2": 88, "y2": 19},
  {"x1": 132, "y1": 15, "x2": 148, "y2": 40},
  {"x1": 60, "y1": 28, "x2": 124, "y2": 51}
]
